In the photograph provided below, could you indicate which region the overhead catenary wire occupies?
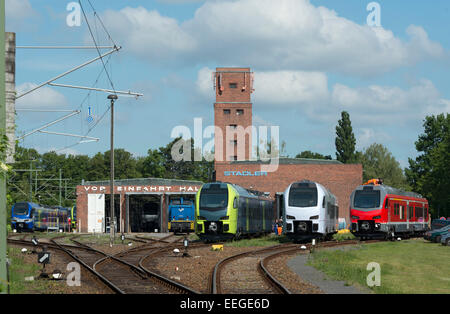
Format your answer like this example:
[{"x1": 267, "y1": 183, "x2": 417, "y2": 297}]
[{"x1": 78, "y1": 0, "x2": 117, "y2": 95}]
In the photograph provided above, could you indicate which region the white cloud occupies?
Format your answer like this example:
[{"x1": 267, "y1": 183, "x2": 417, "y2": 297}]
[
  {"x1": 329, "y1": 79, "x2": 448, "y2": 125},
  {"x1": 253, "y1": 71, "x2": 329, "y2": 106},
  {"x1": 101, "y1": 0, "x2": 445, "y2": 76},
  {"x1": 16, "y1": 83, "x2": 70, "y2": 108},
  {"x1": 6, "y1": 0, "x2": 36, "y2": 29},
  {"x1": 196, "y1": 67, "x2": 329, "y2": 106},
  {"x1": 101, "y1": 6, "x2": 196, "y2": 62},
  {"x1": 157, "y1": 0, "x2": 207, "y2": 3},
  {"x1": 356, "y1": 128, "x2": 391, "y2": 150}
]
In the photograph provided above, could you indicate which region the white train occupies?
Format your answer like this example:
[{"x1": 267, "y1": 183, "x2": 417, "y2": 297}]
[{"x1": 283, "y1": 180, "x2": 339, "y2": 241}]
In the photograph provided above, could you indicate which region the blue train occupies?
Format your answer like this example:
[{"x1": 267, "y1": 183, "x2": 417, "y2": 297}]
[
  {"x1": 168, "y1": 197, "x2": 195, "y2": 233},
  {"x1": 11, "y1": 202, "x2": 71, "y2": 232}
]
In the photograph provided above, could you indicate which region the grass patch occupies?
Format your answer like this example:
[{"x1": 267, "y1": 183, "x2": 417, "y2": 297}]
[
  {"x1": 226, "y1": 234, "x2": 290, "y2": 247},
  {"x1": 307, "y1": 239, "x2": 450, "y2": 294},
  {"x1": 7, "y1": 247, "x2": 52, "y2": 294}
]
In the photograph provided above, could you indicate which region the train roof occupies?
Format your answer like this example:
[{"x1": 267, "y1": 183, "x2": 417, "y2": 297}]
[
  {"x1": 202, "y1": 182, "x2": 271, "y2": 199},
  {"x1": 288, "y1": 180, "x2": 337, "y2": 198},
  {"x1": 355, "y1": 184, "x2": 425, "y2": 199},
  {"x1": 83, "y1": 177, "x2": 203, "y2": 186}
]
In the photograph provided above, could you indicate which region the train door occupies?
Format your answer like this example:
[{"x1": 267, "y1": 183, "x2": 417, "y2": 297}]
[
  {"x1": 275, "y1": 193, "x2": 284, "y2": 220},
  {"x1": 390, "y1": 200, "x2": 406, "y2": 222}
]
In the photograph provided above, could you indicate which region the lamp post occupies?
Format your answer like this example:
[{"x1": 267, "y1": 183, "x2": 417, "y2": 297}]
[{"x1": 108, "y1": 94, "x2": 118, "y2": 247}]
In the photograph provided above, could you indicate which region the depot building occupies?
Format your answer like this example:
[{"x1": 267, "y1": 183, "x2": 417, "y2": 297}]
[{"x1": 76, "y1": 178, "x2": 203, "y2": 233}]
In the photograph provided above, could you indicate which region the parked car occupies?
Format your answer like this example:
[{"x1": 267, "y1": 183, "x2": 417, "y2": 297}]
[
  {"x1": 441, "y1": 232, "x2": 450, "y2": 246},
  {"x1": 431, "y1": 219, "x2": 450, "y2": 230},
  {"x1": 424, "y1": 225, "x2": 450, "y2": 243}
]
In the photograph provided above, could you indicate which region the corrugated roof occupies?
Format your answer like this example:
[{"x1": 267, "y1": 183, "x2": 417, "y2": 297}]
[{"x1": 83, "y1": 177, "x2": 204, "y2": 186}]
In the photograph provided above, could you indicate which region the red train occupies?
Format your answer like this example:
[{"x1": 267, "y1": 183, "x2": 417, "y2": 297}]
[{"x1": 350, "y1": 179, "x2": 429, "y2": 239}]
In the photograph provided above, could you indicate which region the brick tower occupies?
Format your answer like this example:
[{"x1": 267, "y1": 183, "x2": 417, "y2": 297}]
[{"x1": 214, "y1": 67, "x2": 254, "y2": 163}]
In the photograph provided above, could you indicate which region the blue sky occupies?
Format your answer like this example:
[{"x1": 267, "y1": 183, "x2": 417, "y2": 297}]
[{"x1": 6, "y1": 0, "x2": 450, "y2": 168}]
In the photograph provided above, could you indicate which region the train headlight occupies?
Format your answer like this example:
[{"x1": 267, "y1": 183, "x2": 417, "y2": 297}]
[
  {"x1": 309, "y1": 215, "x2": 319, "y2": 220},
  {"x1": 286, "y1": 215, "x2": 295, "y2": 220},
  {"x1": 220, "y1": 216, "x2": 229, "y2": 220},
  {"x1": 373, "y1": 216, "x2": 381, "y2": 220},
  {"x1": 351, "y1": 216, "x2": 360, "y2": 220}
]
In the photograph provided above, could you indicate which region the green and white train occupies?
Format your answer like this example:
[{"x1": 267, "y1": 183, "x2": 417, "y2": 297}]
[{"x1": 195, "y1": 182, "x2": 274, "y2": 241}]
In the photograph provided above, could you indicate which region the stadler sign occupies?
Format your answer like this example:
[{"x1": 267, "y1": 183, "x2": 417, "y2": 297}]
[{"x1": 224, "y1": 171, "x2": 268, "y2": 177}]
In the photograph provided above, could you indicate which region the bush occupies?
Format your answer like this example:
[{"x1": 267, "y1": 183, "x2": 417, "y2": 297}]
[{"x1": 333, "y1": 232, "x2": 356, "y2": 242}]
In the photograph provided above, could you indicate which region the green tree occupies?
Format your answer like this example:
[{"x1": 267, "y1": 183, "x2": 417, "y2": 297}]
[
  {"x1": 103, "y1": 149, "x2": 140, "y2": 180},
  {"x1": 406, "y1": 113, "x2": 450, "y2": 218},
  {"x1": 296, "y1": 150, "x2": 332, "y2": 160},
  {"x1": 335, "y1": 111, "x2": 357, "y2": 163},
  {"x1": 139, "y1": 148, "x2": 166, "y2": 178},
  {"x1": 360, "y1": 143, "x2": 409, "y2": 190}
]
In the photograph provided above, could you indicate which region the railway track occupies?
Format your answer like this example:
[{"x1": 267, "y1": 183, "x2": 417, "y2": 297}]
[
  {"x1": 8, "y1": 234, "x2": 381, "y2": 295},
  {"x1": 8, "y1": 234, "x2": 200, "y2": 294},
  {"x1": 210, "y1": 239, "x2": 381, "y2": 294},
  {"x1": 210, "y1": 244, "x2": 298, "y2": 294}
]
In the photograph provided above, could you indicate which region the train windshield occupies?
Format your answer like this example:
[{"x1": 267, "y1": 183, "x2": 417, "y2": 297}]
[
  {"x1": 13, "y1": 203, "x2": 29, "y2": 216},
  {"x1": 354, "y1": 190, "x2": 380, "y2": 209},
  {"x1": 288, "y1": 186, "x2": 317, "y2": 207},
  {"x1": 199, "y1": 184, "x2": 228, "y2": 211}
]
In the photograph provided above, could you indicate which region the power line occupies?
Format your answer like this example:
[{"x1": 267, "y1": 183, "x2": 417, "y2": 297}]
[{"x1": 79, "y1": 0, "x2": 117, "y2": 95}]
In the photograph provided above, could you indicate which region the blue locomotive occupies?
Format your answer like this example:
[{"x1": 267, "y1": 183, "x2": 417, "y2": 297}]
[
  {"x1": 168, "y1": 198, "x2": 195, "y2": 233},
  {"x1": 11, "y1": 202, "x2": 71, "y2": 232}
]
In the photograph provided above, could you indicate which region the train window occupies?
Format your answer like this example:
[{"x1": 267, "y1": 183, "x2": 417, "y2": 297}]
[
  {"x1": 415, "y1": 207, "x2": 423, "y2": 218},
  {"x1": 13, "y1": 203, "x2": 29, "y2": 216},
  {"x1": 233, "y1": 197, "x2": 238, "y2": 209},
  {"x1": 322, "y1": 196, "x2": 326, "y2": 208},
  {"x1": 288, "y1": 185, "x2": 318, "y2": 207},
  {"x1": 394, "y1": 203, "x2": 399, "y2": 216},
  {"x1": 408, "y1": 206, "x2": 414, "y2": 219},
  {"x1": 353, "y1": 190, "x2": 380, "y2": 209}
]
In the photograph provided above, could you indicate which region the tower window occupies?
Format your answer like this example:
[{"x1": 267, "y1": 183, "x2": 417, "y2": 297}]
[
  {"x1": 223, "y1": 109, "x2": 231, "y2": 115},
  {"x1": 229, "y1": 83, "x2": 237, "y2": 88},
  {"x1": 236, "y1": 109, "x2": 244, "y2": 115}
]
